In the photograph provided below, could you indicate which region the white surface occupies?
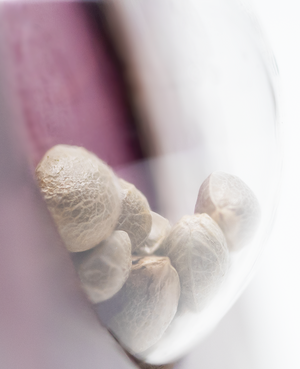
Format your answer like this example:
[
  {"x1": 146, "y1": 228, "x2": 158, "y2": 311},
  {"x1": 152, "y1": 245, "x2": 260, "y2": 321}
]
[{"x1": 175, "y1": 0, "x2": 300, "y2": 368}]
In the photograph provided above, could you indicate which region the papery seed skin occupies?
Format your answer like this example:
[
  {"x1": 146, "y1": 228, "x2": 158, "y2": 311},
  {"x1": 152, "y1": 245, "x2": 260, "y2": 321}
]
[
  {"x1": 35, "y1": 144, "x2": 122, "y2": 252},
  {"x1": 195, "y1": 171, "x2": 261, "y2": 251},
  {"x1": 116, "y1": 179, "x2": 152, "y2": 253},
  {"x1": 161, "y1": 213, "x2": 229, "y2": 313},
  {"x1": 97, "y1": 256, "x2": 180, "y2": 354},
  {"x1": 73, "y1": 230, "x2": 132, "y2": 303}
]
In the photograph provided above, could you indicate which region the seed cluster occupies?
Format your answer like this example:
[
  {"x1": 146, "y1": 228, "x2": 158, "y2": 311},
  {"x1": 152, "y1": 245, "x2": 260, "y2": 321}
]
[{"x1": 36, "y1": 145, "x2": 261, "y2": 354}]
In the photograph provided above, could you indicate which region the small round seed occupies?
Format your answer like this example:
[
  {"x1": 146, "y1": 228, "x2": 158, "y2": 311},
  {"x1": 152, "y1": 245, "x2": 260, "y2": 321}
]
[
  {"x1": 194, "y1": 171, "x2": 261, "y2": 251},
  {"x1": 35, "y1": 144, "x2": 121, "y2": 252},
  {"x1": 73, "y1": 230, "x2": 132, "y2": 303},
  {"x1": 116, "y1": 179, "x2": 152, "y2": 253},
  {"x1": 97, "y1": 256, "x2": 180, "y2": 353},
  {"x1": 138, "y1": 211, "x2": 171, "y2": 255},
  {"x1": 161, "y1": 213, "x2": 229, "y2": 312}
]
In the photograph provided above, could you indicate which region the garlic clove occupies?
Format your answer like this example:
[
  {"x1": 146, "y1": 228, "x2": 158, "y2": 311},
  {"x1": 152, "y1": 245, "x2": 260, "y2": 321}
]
[
  {"x1": 194, "y1": 171, "x2": 261, "y2": 251},
  {"x1": 116, "y1": 179, "x2": 152, "y2": 253},
  {"x1": 97, "y1": 256, "x2": 180, "y2": 354},
  {"x1": 161, "y1": 213, "x2": 229, "y2": 313},
  {"x1": 73, "y1": 230, "x2": 132, "y2": 303},
  {"x1": 35, "y1": 144, "x2": 122, "y2": 252},
  {"x1": 138, "y1": 211, "x2": 171, "y2": 255}
]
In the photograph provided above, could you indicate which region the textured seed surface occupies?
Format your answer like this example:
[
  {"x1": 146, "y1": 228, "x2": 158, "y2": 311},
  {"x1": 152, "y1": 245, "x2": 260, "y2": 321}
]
[
  {"x1": 194, "y1": 171, "x2": 261, "y2": 251},
  {"x1": 116, "y1": 179, "x2": 152, "y2": 253},
  {"x1": 161, "y1": 214, "x2": 229, "y2": 312},
  {"x1": 138, "y1": 211, "x2": 171, "y2": 255},
  {"x1": 73, "y1": 231, "x2": 131, "y2": 303},
  {"x1": 98, "y1": 256, "x2": 180, "y2": 353},
  {"x1": 35, "y1": 144, "x2": 121, "y2": 252}
]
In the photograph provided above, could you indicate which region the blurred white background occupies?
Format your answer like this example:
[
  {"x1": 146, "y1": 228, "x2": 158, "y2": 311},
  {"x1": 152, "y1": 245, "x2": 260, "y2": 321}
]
[{"x1": 176, "y1": 0, "x2": 300, "y2": 368}]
